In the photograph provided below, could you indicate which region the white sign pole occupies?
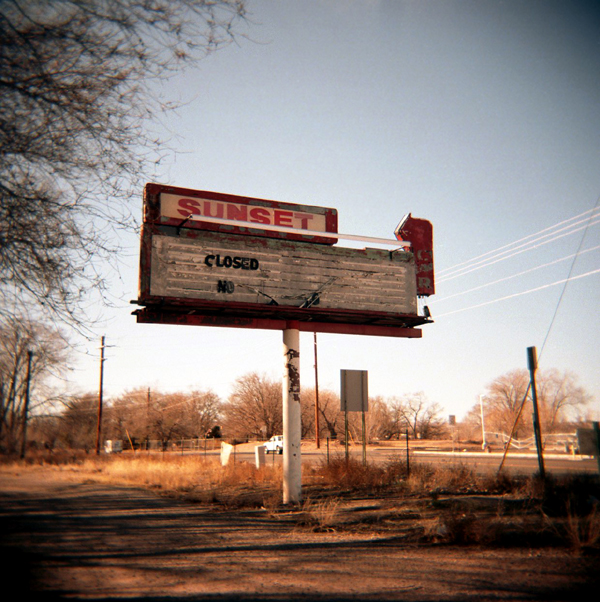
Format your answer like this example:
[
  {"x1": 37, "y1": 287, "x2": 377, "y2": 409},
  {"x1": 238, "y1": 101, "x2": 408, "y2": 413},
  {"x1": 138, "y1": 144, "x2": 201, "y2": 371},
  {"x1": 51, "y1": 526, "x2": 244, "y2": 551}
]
[{"x1": 283, "y1": 325, "x2": 302, "y2": 504}]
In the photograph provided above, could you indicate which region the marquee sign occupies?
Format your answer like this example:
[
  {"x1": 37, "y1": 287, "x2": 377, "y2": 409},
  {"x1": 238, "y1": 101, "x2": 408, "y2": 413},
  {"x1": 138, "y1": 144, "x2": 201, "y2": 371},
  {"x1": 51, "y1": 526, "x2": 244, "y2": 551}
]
[
  {"x1": 134, "y1": 184, "x2": 434, "y2": 337},
  {"x1": 144, "y1": 183, "x2": 338, "y2": 244}
]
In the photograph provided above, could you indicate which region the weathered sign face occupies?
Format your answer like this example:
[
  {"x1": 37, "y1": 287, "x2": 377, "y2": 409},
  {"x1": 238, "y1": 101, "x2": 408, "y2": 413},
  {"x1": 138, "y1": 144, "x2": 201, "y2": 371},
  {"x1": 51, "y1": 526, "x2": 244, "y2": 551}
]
[
  {"x1": 135, "y1": 184, "x2": 433, "y2": 336},
  {"x1": 139, "y1": 227, "x2": 418, "y2": 319},
  {"x1": 144, "y1": 183, "x2": 338, "y2": 245},
  {"x1": 340, "y1": 370, "x2": 369, "y2": 412}
]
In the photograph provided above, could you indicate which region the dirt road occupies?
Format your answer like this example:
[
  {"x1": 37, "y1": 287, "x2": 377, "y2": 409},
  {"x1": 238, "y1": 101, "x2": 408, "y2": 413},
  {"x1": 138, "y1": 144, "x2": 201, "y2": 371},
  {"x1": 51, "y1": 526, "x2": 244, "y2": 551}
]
[{"x1": 0, "y1": 470, "x2": 597, "y2": 601}]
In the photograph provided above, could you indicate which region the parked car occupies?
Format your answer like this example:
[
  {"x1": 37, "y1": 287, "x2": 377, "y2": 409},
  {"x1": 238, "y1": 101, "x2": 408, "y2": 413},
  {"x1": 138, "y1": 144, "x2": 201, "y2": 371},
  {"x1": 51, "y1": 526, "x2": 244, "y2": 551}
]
[{"x1": 265, "y1": 435, "x2": 283, "y2": 454}]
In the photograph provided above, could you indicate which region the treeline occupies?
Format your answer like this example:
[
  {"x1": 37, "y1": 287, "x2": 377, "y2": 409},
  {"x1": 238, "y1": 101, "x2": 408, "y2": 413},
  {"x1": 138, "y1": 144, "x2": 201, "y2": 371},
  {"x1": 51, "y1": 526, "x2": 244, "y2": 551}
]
[
  {"x1": 1, "y1": 319, "x2": 593, "y2": 454},
  {"x1": 21, "y1": 372, "x2": 449, "y2": 452},
  {"x1": 462, "y1": 368, "x2": 592, "y2": 441}
]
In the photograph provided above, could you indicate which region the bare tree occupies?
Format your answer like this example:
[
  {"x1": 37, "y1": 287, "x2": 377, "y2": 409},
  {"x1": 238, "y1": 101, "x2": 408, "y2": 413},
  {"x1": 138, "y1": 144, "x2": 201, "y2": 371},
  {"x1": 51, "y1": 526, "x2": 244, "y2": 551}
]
[
  {"x1": 299, "y1": 387, "x2": 315, "y2": 439},
  {"x1": 179, "y1": 389, "x2": 222, "y2": 438},
  {"x1": 477, "y1": 368, "x2": 591, "y2": 439},
  {"x1": 108, "y1": 387, "x2": 152, "y2": 443},
  {"x1": 536, "y1": 369, "x2": 591, "y2": 433},
  {"x1": 387, "y1": 392, "x2": 447, "y2": 440},
  {"x1": 59, "y1": 393, "x2": 98, "y2": 451},
  {"x1": 0, "y1": 316, "x2": 69, "y2": 452},
  {"x1": 222, "y1": 372, "x2": 282, "y2": 440},
  {"x1": 481, "y1": 369, "x2": 531, "y2": 439},
  {"x1": 0, "y1": 0, "x2": 247, "y2": 328},
  {"x1": 315, "y1": 388, "x2": 342, "y2": 440},
  {"x1": 379, "y1": 397, "x2": 406, "y2": 440},
  {"x1": 346, "y1": 396, "x2": 393, "y2": 443},
  {"x1": 108, "y1": 387, "x2": 221, "y2": 444}
]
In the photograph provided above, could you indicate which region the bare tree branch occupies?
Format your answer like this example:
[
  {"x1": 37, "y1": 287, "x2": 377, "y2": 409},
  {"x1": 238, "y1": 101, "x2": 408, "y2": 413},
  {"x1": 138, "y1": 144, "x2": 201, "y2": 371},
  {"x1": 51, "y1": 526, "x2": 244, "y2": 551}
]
[{"x1": 0, "y1": 0, "x2": 247, "y2": 331}]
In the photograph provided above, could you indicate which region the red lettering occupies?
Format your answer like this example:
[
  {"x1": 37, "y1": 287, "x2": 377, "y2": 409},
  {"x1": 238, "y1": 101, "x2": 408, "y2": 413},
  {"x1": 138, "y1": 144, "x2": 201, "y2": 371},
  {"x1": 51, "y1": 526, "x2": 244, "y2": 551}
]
[
  {"x1": 227, "y1": 204, "x2": 248, "y2": 222},
  {"x1": 203, "y1": 201, "x2": 224, "y2": 218},
  {"x1": 249, "y1": 207, "x2": 271, "y2": 224},
  {"x1": 295, "y1": 213, "x2": 314, "y2": 229},
  {"x1": 274, "y1": 210, "x2": 293, "y2": 227},
  {"x1": 177, "y1": 198, "x2": 201, "y2": 217}
]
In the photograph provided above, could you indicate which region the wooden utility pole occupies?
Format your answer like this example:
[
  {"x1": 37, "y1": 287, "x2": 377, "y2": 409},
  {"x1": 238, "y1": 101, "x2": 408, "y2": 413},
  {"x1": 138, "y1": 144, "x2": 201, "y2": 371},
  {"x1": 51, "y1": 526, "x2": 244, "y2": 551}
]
[
  {"x1": 405, "y1": 429, "x2": 410, "y2": 477},
  {"x1": 527, "y1": 346, "x2": 546, "y2": 480},
  {"x1": 20, "y1": 350, "x2": 33, "y2": 459},
  {"x1": 593, "y1": 422, "x2": 600, "y2": 475},
  {"x1": 95, "y1": 336, "x2": 106, "y2": 455},
  {"x1": 147, "y1": 387, "x2": 151, "y2": 451},
  {"x1": 313, "y1": 332, "x2": 320, "y2": 449}
]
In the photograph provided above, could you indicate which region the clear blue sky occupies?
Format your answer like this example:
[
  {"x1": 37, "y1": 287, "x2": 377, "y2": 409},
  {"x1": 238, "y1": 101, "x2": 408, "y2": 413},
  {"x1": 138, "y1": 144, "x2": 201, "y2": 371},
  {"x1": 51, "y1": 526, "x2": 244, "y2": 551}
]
[{"x1": 70, "y1": 0, "x2": 600, "y2": 422}]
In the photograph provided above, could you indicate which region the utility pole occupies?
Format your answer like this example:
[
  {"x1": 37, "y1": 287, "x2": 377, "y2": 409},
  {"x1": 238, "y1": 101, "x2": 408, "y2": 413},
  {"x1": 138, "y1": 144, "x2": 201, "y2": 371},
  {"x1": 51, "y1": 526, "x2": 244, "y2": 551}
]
[
  {"x1": 20, "y1": 350, "x2": 33, "y2": 459},
  {"x1": 313, "y1": 332, "x2": 320, "y2": 449},
  {"x1": 479, "y1": 395, "x2": 487, "y2": 450},
  {"x1": 95, "y1": 336, "x2": 106, "y2": 455},
  {"x1": 147, "y1": 387, "x2": 151, "y2": 451},
  {"x1": 527, "y1": 346, "x2": 545, "y2": 480}
]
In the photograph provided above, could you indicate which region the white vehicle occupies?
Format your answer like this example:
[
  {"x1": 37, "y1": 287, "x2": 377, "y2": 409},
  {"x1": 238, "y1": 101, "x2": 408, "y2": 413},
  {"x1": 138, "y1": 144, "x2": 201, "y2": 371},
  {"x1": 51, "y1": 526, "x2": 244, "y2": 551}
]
[{"x1": 265, "y1": 435, "x2": 283, "y2": 454}]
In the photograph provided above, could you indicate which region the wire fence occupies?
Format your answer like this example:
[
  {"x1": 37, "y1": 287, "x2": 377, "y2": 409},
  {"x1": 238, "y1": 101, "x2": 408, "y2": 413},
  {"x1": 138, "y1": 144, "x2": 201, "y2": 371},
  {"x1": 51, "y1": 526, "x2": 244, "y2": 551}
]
[
  {"x1": 486, "y1": 431, "x2": 578, "y2": 452},
  {"x1": 119, "y1": 438, "x2": 224, "y2": 454},
  {"x1": 106, "y1": 432, "x2": 584, "y2": 455},
  {"x1": 125, "y1": 438, "x2": 263, "y2": 454}
]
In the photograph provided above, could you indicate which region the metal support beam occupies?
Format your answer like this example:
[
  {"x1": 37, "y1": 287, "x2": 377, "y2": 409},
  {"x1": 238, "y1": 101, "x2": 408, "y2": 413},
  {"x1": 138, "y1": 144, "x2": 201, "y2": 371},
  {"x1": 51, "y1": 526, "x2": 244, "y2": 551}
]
[
  {"x1": 134, "y1": 308, "x2": 426, "y2": 337},
  {"x1": 283, "y1": 324, "x2": 301, "y2": 504}
]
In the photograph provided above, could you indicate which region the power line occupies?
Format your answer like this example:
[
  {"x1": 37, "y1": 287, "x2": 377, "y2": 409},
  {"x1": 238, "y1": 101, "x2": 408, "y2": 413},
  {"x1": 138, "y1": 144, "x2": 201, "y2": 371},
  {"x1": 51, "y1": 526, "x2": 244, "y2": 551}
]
[
  {"x1": 435, "y1": 267, "x2": 600, "y2": 318},
  {"x1": 432, "y1": 245, "x2": 600, "y2": 305},
  {"x1": 437, "y1": 206, "x2": 600, "y2": 277},
  {"x1": 537, "y1": 196, "x2": 600, "y2": 363},
  {"x1": 438, "y1": 216, "x2": 600, "y2": 283}
]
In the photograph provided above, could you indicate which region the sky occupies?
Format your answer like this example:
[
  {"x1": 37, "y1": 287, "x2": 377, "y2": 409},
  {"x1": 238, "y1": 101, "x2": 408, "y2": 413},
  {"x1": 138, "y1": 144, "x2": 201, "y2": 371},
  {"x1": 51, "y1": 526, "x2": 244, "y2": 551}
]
[{"x1": 67, "y1": 0, "x2": 599, "y2": 422}]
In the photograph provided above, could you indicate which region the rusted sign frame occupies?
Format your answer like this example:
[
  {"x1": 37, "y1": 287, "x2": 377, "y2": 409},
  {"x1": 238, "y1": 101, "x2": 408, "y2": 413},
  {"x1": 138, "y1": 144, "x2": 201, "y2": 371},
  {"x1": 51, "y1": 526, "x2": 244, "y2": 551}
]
[
  {"x1": 133, "y1": 309, "x2": 424, "y2": 338},
  {"x1": 395, "y1": 213, "x2": 435, "y2": 296}
]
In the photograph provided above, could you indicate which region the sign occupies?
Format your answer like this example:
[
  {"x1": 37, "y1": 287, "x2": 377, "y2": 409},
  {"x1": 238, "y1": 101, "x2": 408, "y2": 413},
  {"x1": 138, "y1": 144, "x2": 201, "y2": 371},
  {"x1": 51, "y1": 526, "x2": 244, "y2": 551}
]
[
  {"x1": 135, "y1": 184, "x2": 434, "y2": 336},
  {"x1": 577, "y1": 427, "x2": 599, "y2": 456},
  {"x1": 340, "y1": 370, "x2": 369, "y2": 412},
  {"x1": 161, "y1": 193, "x2": 328, "y2": 233},
  {"x1": 144, "y1": 183, "x2": 338, "y2": 245},
  {"x1": 137, "y1": 227, "x2": 420, "y2": 325},
  {"x1": 395, "y1": 214, "x2": 435, "y2": 296}
]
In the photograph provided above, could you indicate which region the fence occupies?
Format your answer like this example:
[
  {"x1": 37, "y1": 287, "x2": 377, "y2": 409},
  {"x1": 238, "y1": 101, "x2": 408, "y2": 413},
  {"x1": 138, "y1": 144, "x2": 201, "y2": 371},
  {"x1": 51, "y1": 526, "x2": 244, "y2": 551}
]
[
  {"x1": 136, "y1": 438, "x2": 223, "y2": 454},
  {"x1": 486, "y1": 432, "x2": 578, "y2": 452}
]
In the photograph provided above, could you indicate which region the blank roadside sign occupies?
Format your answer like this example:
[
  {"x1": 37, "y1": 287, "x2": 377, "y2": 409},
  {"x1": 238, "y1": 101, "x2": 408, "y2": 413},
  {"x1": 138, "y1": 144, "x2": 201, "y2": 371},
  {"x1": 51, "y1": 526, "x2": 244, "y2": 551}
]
[{"x1": 340, "y1": 369, "x2": 368, "y2": 412}]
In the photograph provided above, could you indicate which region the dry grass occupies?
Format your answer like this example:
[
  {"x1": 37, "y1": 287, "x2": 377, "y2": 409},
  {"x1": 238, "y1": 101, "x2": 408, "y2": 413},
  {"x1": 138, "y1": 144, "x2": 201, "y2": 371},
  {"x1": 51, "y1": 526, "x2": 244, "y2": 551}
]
[
  {"x1": 95, "y1": 455, "x2": 285, "y2": 509},
  {"x1": 1, "y1": 452, "x2": 284, "y2": 508},
  {"x1": 299, "y1": 496, "x2": 343, "y2": 531},
  {"x1": 563, "y1": 503, "x2": 600, "y2": 552},
  {"x1": 539, "y1": 474, "x2": 600, "y2": 553},
  {"x1": 2, "y1": 451, "x2": 599, "y2": 552},
  {"x1": 303, "y1": 455, "x2": 518, "y2": 497}
]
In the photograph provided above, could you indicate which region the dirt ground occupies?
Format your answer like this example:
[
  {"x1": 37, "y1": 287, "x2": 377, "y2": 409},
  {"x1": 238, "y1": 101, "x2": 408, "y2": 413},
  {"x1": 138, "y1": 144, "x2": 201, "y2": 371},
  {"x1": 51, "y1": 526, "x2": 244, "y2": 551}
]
[{"x1": 1, "y1": 469, "x2": 598, "y2": 601}]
